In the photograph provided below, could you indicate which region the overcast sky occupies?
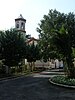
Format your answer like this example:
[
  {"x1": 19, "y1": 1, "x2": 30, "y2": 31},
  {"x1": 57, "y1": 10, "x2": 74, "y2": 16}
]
[{"x1": 0, "y1": 0, "x2": 75, "y2": 38}]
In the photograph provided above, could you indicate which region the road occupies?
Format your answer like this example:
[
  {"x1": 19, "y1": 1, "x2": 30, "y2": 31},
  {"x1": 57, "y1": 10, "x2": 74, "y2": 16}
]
[{"x1": 0, "y1": 71, "x2": 75, "y2": 100}]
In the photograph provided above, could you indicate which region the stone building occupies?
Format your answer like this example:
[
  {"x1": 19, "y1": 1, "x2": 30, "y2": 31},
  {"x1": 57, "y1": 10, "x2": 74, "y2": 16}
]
[{"x1": 15, "y1": 14, "x2": 26, "y2": 38}]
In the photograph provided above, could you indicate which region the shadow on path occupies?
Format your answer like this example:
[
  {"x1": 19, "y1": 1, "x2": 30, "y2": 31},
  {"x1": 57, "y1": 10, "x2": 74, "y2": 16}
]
[{"x1": 0, "y1": 70, "x2": 75, "y2": 100}]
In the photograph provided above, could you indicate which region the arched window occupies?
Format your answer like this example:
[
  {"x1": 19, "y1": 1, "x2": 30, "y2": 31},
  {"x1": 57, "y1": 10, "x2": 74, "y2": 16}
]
[
  {"x1": 21, "y1": 22, "x2": 24, "y2": 29},
  {"x1": 16, "y1": 23, "x2": 19, "y2": 28}
]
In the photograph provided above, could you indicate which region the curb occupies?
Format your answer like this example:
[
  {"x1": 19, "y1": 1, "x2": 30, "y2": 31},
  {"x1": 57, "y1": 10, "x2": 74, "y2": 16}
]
[
  {"x1": 40, "y1": 73, "x2": 64, "y2": 75},
  {"x1": 0, "y1": 74, "x2": 25, "y2": 81},
  {"x1": 49, "y1": 78, "x2": 75, "y2": 89},
  {"x1": 0, "y1": 72, "x2": 36, "y2": 81}
]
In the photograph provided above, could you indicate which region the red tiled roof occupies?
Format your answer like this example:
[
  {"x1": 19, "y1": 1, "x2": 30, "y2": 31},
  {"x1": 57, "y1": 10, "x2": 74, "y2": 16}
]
[{"x1": 26, "y1": 37, "x2": 38, "y2": 43}]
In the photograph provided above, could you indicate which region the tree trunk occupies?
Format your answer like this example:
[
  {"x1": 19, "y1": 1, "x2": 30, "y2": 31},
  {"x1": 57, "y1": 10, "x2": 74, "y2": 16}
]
[
  {"x1": 66, "y1": 55, "x2": 75, "y2": 78},
  {"x1": 32, "y1": 62, "x2": 35, "y2": 71},
  {"x1": 28, "y1": 62, "x2": 33, "y2": 72}
]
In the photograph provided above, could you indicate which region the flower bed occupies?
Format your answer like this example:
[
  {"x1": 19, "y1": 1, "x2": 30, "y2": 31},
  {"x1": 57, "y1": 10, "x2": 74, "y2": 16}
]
[{"x1": 51, "y1": 76, "x2": 75, "y2": 86}]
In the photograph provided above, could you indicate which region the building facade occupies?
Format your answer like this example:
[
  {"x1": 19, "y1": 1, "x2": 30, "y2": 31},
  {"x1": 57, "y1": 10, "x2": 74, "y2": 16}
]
[{"x1": 15, "y1": 14, "x2": 26, "y2": 38}]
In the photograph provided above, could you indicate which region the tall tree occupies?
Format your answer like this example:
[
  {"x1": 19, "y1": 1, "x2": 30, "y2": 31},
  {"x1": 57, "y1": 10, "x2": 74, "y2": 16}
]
[
  {"x1": 0, "y1": 29, "x2": 26, "y2": 67},
  {"x1": 26, "y1": 42, "x2": 40, "y2": 71},
  {"x1": 37, "y1": 9, "x2": 75, "y2": 78},
  {"x1": 37, "y1": 9, "x2": 65, "y2": 60}
]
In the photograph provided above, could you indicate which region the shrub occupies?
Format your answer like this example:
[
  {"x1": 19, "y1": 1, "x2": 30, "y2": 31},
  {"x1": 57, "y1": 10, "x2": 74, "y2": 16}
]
[{"x1": 51, "y1": 76, "x2": 75, "y2": 86}]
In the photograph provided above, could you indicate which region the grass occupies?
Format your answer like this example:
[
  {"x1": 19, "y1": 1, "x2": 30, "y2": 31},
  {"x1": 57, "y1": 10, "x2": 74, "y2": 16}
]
[{"x1": 51, "y1": 75, "x2": 75, "y2": 86}]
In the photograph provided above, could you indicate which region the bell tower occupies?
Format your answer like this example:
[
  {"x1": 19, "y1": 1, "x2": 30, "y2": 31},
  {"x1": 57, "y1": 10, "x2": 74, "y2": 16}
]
[{"x1": 15, "y1": 14, "x2": 26, "y2": 33}]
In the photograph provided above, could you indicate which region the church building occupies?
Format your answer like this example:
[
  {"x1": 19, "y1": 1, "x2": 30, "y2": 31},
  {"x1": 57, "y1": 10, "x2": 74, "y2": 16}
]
[{"x1": 15, "y1": 14, "x2": 26, "y2": 38}]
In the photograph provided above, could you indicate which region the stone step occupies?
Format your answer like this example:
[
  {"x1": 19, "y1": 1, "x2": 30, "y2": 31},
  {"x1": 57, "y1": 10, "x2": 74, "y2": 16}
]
[{"x1": 40, "y1": 71, "x2": 64, "y2": 75}]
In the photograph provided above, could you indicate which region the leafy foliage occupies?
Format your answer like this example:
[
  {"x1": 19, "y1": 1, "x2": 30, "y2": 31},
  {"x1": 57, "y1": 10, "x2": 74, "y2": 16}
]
[
  {"x1": 0, "y1": 29, "x2": 26, "y2": 66},
  {"x1": 51, "y1": 76, "x2": 75, "y2": 86},
  {"x1": 26, "y1": 42, "x2": 40, "y2": 62},
  {"x1": 37, "y1": 9, "x2": 75, "y2": 78}
]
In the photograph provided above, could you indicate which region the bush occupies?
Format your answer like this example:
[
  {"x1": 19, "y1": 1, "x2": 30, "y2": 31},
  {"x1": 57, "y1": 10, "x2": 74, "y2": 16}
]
[
  {"x1": 51, "y1": 76, "x2": 75, "y2": 86},
  {"x1": 11, "y1": 67, "x2": 15, "y2": 74},
  {"x1": 17, "y1": 67, "x2": 22, "y2": 72}
]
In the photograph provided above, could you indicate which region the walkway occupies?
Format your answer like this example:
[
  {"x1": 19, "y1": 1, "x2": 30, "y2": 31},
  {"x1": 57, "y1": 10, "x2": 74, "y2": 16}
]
[
  {"x1": 32, "y1": 69, "x2": 64, "y2": 78},
  {"x1": 0, "y1": 69, "x2": 75, "y2": 100}
]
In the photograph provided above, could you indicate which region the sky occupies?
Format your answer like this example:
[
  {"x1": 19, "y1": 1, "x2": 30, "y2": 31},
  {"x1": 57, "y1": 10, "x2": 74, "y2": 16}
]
[{"x1": 0, "y1": 0, "x2": 75, "y2": 38}]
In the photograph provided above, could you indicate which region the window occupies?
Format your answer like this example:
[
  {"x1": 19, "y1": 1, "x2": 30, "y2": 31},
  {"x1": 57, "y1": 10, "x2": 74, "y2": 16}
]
[
  {"x1": 21, "y1": 22, "x2": 24, "y2": 29},
  {"x1": 16, "y1": 24, "x2": 19, "y2": 28}
]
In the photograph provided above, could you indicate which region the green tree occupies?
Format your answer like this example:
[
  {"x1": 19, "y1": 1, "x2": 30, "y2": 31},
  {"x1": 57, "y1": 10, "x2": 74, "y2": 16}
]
[
  {"x1": 37, "y1": 9, "x2": 64, "y2": 60},
  {"x1": 26, "y1": 42, "x2": 40, "y2": 71},
  {"x1": 37, "y1": 9, "x2": 75, "y2": 78},
  {"x1": 0, "y1": 29, "x2": 26, "y2": 67}
]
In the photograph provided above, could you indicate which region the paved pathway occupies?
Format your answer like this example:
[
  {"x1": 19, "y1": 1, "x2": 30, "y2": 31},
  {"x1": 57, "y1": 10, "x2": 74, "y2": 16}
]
[
  {"x1": 32, "y1": 69, "x2": 64, "y2": 78},
  {"x1": 0, "y1": 70, "x2": 75, "y2": 100}
]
